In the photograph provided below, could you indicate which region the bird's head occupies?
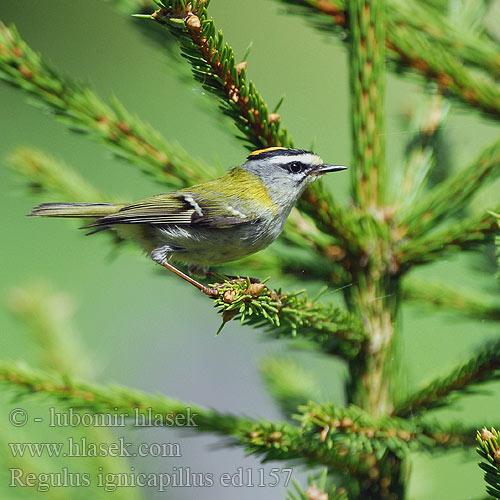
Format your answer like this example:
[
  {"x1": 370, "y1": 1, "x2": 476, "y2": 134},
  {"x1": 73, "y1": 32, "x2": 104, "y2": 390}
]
[{"x1": 239, "y1": 147, "x2": 347, "y2": 209}]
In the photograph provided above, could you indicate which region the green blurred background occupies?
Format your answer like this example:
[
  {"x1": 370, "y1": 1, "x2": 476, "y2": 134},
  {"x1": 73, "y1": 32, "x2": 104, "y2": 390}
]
[{"x1": 1, "y1": 1, "x2": 500, "y2": 498}]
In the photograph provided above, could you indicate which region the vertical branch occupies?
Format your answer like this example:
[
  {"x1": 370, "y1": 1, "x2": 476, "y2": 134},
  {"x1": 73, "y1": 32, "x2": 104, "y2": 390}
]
[
  {"x1": 346, "y1": 2, "x2": 404, "y2": 497},
  {"x1": 349, "y1": 0, "x2": 386, "y2": 209},
  {"x1": 347, "y1": 0, "x2": 394, "y2": 415}
]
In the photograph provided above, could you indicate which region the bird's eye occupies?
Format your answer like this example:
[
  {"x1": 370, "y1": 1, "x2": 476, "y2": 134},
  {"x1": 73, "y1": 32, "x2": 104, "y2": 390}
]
[{"x1": 288, "y1": 162, "x2": 304, "y2": 174}]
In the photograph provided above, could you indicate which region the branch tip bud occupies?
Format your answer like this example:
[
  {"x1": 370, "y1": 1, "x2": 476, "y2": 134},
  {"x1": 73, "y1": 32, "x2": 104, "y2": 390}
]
[
  {"x1": 185, "y1": 14, "x2": 201, "y2": 29},
  {"x1": 268, "y1": 113, "x2": 280, "y2": 123},
  {"x1": 246, "y1": 283, "x2": 265, "y2": 297},
  {"x1": 481, "y1": 428, "x2": 495, "y2": 442},
  {"x1": 236, "y1": 61, "x2": 247, "y2": 73}
]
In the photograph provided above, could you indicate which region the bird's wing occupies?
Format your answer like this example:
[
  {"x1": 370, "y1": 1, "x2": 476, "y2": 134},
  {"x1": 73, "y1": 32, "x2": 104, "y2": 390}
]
[{"x1": 88, "y1": 192, "x2": 253, "y2": 228}]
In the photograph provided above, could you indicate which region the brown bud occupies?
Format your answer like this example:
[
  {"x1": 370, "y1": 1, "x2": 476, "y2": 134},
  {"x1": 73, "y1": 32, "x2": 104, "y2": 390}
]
[
  {"x1": 340, "y1": 417, "x2": 353, "y2": 428},
  {"x1": 397, "y1": 430, "x2": 412, "y2": 441},
  {"x1": 268, "y1": 113, "x2": 280, "y2": 123},
  {"x1": 185, "y1": 14, "x2": 201, "y2": 29},
  {"x1": 481, "y1": 428, "x2": 495, "y2": 442},
  {"x1": 246, "y1": 283, "x2": 265, "y2": 297},
  {"x1": 270, "y1": 431, "x2": 282, "y2": 441},
  {"x1": 305, "y1": 485, "x2": 328, "y2": 500},
  {"x1": 494, "y1": 449, "x2": 500, "y2": 464},
  {"x1": 249, "y1": 430, "x2": 260, "y2": 439},
  {"x1": 223, "y1": 289, "x2": 237, "y2": 303},
  {"x1": 236, "y1": 61, "x2": 247, "y2": 73}
]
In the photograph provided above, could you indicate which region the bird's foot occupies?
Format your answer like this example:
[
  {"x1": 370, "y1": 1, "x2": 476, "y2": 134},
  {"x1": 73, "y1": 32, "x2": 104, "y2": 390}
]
[
  {"x1": 201, "y1": 284, "x2": 222, "y2": 297},
  {"x1": 205, "y1": 271, "x2": 260, "y2": 284}
]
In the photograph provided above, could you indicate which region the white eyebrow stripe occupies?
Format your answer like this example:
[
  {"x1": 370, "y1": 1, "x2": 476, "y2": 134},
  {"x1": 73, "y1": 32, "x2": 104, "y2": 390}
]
[{"x1": 265, "y1": 153, "x2": 323, "y2": 166}]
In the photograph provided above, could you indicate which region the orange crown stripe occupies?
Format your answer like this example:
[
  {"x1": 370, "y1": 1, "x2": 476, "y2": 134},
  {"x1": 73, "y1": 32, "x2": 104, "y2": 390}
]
[{"x1": 249, "y1": 146, "x2": 287, "y2": 156}]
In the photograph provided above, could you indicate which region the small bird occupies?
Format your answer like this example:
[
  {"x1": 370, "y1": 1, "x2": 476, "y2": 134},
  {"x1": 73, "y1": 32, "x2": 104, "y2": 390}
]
[{"x1": 28, "y1": 147, "x2": 347, "y2": 295}]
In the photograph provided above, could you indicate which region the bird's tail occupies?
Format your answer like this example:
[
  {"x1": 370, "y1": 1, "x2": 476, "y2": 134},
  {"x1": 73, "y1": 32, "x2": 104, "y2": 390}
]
[{"x1": 27, "y1": 202, "x2": 123, "y2": 218}]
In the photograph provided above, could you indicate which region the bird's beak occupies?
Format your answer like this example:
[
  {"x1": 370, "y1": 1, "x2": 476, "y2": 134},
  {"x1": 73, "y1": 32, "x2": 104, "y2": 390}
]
[{"x1": 311, "y1": 164, "x2": 348, "y2": 176}]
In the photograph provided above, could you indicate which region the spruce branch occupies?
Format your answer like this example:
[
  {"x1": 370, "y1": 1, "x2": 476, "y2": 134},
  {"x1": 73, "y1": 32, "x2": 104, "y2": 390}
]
[
  {"x1": 0, "y1": 362, "x2": 387, "y2": 473},
  {"x1": 402, "y1": 275, "x2": 500, "y2": 321},
  {"x1": 349, "y1": 0, "x2": 387, "y2": 208},
  {"x1": 399, "y1": 137, "x2": 500, "y2": 239},
  {"x1": 393, "y1": 338, "x2": 500, "y2": 418},
  {"x1": 477, "y1": 427, "x2": 500, "y2": 499},
  {"x1": 7, "y1": 148, "x2": 110, "y2": 203},
  {"x1": 295, "y1": 402, "x2": 471, "y2": 458},
  {"x1": 297, "y1": 402, "x2": 419, "y2": 460},
  {"x1": 0, "y1": 363, "x2": 474, "y2": 483},
  {"x1": 279, "y1": 0, "x2": 500, "y2": 122},
  {"x1": 0, "y1": 23, "x2": 212, "y2": 188},
  {"x1": 210, "y1": 279, "x2": 367, "y2": 359},
  {"x1": 398, "y1": 209, "x2": 500, "y2": 267}
]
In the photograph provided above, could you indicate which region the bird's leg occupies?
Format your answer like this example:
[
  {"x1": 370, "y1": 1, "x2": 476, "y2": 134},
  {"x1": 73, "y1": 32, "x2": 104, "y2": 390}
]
[
  {"x1": 151, "y1": 250, "x2": 219, "y2": 297},
  {"x1": 158, "y1": 260, "x2": 220, "y2": 297}
]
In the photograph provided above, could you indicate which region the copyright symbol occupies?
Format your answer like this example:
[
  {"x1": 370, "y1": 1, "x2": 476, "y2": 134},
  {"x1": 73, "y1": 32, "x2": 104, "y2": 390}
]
[{"x1": 9, "y1": 408, "x2": 28, "y2": 427}]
